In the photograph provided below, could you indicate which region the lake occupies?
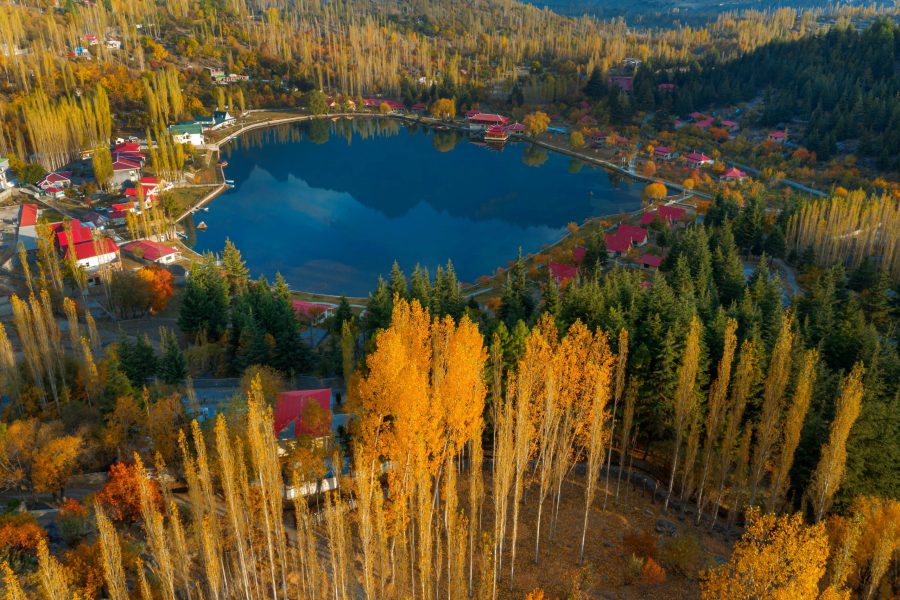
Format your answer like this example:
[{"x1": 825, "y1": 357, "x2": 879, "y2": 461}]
[{"x1": 190, "y1": 118, "x2": 642, "y2": 297}]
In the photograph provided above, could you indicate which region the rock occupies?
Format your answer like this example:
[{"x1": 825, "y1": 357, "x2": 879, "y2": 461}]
[
  {"x1": 643, "y1": 509, "x2": 655, "y2": 518},
  {"x1": 655, "y1": 518, "x2": 678, "y2": 537}
]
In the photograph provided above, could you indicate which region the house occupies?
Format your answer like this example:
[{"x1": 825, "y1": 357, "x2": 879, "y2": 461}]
[
  {"x1": 605, "y1": 233, "x2": 631, "y2": 258},
  {"x1": 168, "y1": 123, "x2": 205, "y2": 146},
  {"x1": 17, "y1": 203, "x2": 39, "y2": 252},
  {"x1": 37, "y1": 172, "x2": 72, "y2": 198},
  {"x1": 640, "y1": 206, "x2": 686, "y2": 227},
  {"x1": 684, "y1": 152, "x2": 714, "y2": 167},
  {"x1": 363, "y1": 98, "x2": 404, "y2": 112},
  {"x1": 720, "y1": 167, "x2": 748, "y2": 183},
  {"x1": 688, "y1": 112, "x2": 706, "y2": 121},
  {"x1": 64, "y1": 238, "x2": 119, "y2": 270},
  {"x1": 694, "y1": 117, "x2": 715, "y2": 130},
  {"x1": 110, "y1": 158, "x2": 142, "y2": 186},
  {"x1": 123, "y1": 239, "x2": 181, "y2": 264},
  {"x1": 653, "y1": 146, "x2": 677, "y2": 161},
  {"x1": 83, "y1": 34, "x2": 98, "y2": 46},
  {"x1": 617, "y1": 224, "x2": 648, "y2": 247},
  {"x1": 572, "y1": 246, "x2": 587, "y2": 264},
  {"x1": 767, "y1": 131, "x2": 787, "y2": 143},
  {"x1": 124, "y1": 177, "x2": 162, "y2": 206},
  {"x1": 213, "y1": 111, "x2": 236, "y2": 127},
  {"x1": 507, "y1": 122, "x2": 526, "y2": 133},
  {"x1": 293, "y1": 300, "x2": 335, "y2": 324},
  {"x1": 274, "y1": 389, "x2": 332, "y2": 440},
  {"x1": 549, "y1": 262, "x2": 578, "y2": 285},
  {"x1": 72, "y1": 46, "x2": 90, "y2": 58},
  {"x1": 608, "y1": 75, "x2": 634, "y2": 93},
  {"x1": 112, "y1": 142, "x2": 145, "y2": 165},
  {"x1": 638, "y1": 254, "x2": 663, "y2": 270},
  {"x1": 720, "y1": 120, "x2": 739, "y2": 133},
  {"x1": 54, "y1": 220, "x2": 95, "y2": 248},
  {"x1": 466, "y1": 113, "x2": 509, "y2": 130},
  {"x1": 105, "y1": 39, "x2": 122, "y2": 49},
  {"x1": 411, "y1": 102, "x2": 427, "y2": 113}
]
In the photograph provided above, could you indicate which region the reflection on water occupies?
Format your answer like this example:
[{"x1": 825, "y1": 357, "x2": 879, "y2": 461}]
[{"x1": 194, "y1": 118, "x2": 642, "y2": 296}]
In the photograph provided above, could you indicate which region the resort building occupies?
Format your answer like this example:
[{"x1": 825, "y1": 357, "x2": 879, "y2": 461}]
[
  {"x1": 484, "y1": 125, "x2": 509, "y2": 142},
  {"x1": 549, "y1": 262, "x2": 578, "y2": 285},
  {"x1": 124, "y1": 177, "x2": 164, "y2": 207},
  {"x1": 616, "y1": 224, "x2": 649, "y2": 247},
  {"x1": 767, "y1": 131, "x2": 787, "y2": 143},
  {"x1": 293, "y1": 300, "x2": 336, "y2": 324},
  {"x1": 640, "y1": 205, "x2": 687, "y2": 227},
  {"x1": 638, "y1": 254, "x2": 664, "y2": 270},
  {"x1": 653, "y1": 146, "x2": 677, "y2": 161},
  {"x1": 605, "y1": 233, "x2": 631, "y2": 258},
  {"x1": 123, "y1": 239, "x2": 181, "y2": 264},
  {"x1": 54, "y1": 220, "x2": 95, "y2": 249},
  {"x1": 466, "y1": 112, "x2": 509, "y2": 130},
  {"x1": 720, "y1": 167, "x2": 748, "y2": 183},
  {"x1": 168, "y1": 123, "x2": 205, "y2": 146},
  {"x1": 37, "y1": 171, "x2": 72, "y2": 198},
  {"x1": 274, "y1": 389, "x2": 332, "y2": 442},
  {"x1": 64, "y1": 238, "x2": 119, "y2": 270},
  {"x1": 16, "y1": 203, "x2": 39, "y2": 252},
  {"x1": 110, "y1": 157, "x2": 142, "y2": 187},
  {"x1": 684, "y1": 152, "x2": 714, "y2": 168}
]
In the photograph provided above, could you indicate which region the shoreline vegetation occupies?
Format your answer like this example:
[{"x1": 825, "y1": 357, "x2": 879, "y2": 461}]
[{"x1": 172, "y1": 109, "x2": 703, "y2": 304}]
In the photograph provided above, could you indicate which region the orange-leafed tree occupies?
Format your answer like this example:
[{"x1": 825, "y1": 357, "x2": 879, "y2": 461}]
[
  {"x1": 701, "y1": 509, "x2": 829, "y2": 599},
  {"x1": 0, "y1": 513, "x2": 46, "y2": 571},
  {"x1": 137, "y1": 265, "x2": 174, "y2": 313},
  {"x1": 95, "y1": 462, "x2": 162, "y2": 523},
  {"x1": 644, "y1": 181, "x2": 667, "y2": 201}
]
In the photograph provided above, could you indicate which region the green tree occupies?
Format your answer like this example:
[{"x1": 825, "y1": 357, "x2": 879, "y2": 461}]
[
  {"x1": 221, "y1": 238, "x2": 249, "y2": 296},
  {"x1": 178, "y1": 253, "x2": 228, "y2": 340},
  {"x1": 307, "y1": 90, "x2": 328, "y2": 115},
  {"x1": 158, "y1": 328, "x2": 186, "y2": 384},
  {"x1": 118, "y1": 335, "x2": 157, "y2": 386}
]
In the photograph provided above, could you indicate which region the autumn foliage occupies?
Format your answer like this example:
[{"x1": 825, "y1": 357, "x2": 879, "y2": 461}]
[
  {"x1": 137, "y1": 265, "x2": 175, "y2": 313},
  {"x1": 94, "y1": 462, "x2": 162, "y2": 523}
]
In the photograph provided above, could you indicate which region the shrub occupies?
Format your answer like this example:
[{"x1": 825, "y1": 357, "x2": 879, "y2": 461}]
[
  {"x1": 661, "y1": 533, "x2": 702, "y2": 577},
  {"x1": 623, "y1": 529, "x2": 658, "y2": 560},
  {"x1": 0, "y1": 513, "x2": 46, "y2": 571},
  {"x1": 95, "y1": 462, "x2": 161, "y2": 523},
  {"x1": 641, "y1": 557, "x2": 667, "y2": 585},
  {"x1": 57, "y1": 498, "x2": 90, "y2": 544},
  {"x1": 623, "y1": 553, "x2": 645, "y2": 585}
]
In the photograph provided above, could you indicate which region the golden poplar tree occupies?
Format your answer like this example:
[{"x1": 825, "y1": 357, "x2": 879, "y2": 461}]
[{"x1": 665, "y1": 316, "x2": 702, "y2": 511}]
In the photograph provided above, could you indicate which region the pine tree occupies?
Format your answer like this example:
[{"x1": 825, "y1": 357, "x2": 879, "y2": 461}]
[
  {"x1": 158, "y1": 328, "x2": 187, "y2": 385},
  {"x1": 221, "y1": 238, "x2": 249, "y2": 296},
  {"x1": 665, "y1": 316, "x2": 702, "y2": 511},
  {"x1": 389, "y1": 260, "x2": 408, "y2": 299}
]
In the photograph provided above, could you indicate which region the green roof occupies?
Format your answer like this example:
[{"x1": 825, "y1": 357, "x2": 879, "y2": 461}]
[{"x1": 168, "y1": 123, "x2": 203, "y2": 135}]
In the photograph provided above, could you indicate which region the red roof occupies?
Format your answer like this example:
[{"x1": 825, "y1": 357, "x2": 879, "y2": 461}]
[
  {"x1": 605, "y1": 233, "x2": 631, "y2": 254},
  {"x1": 113, "y1": 151, "x2": 145, "y2": 163},
  {"x1": 112, "y1": 158, "x2": 141, "y2": 171},
  {"x1": 685, "y1": 152, "x2": 713, "y2": 164},
  {"x1": 722, "y1": 167, "x2": 747, "y2": 179},
  {"x1": 695, "y1": 118, "x2": 714, "y2": 129},
  {"x1": 617, "y1": 224, "x2": 648, "y2": 245},
  {"x1": 549, "y1": 262, "x2": 578, "y2": 285},
  {"x1": 111, "y1": 201, "x2": 136, "y2": 212},
  {"x1": 113, "y1": 142, "x2": 141, "y2": 153},
  {"x1": 40, "y1": 172, "x2": 71, "y2": 187},
  {"x1": 364, "y1": 98, "x2": 403, "y2": 110},
  {"x1": 689, "y1": 112, "x2": 706, "y2": 120},
  {"x1": 411, "y1": 102, "x2": 427, "y2": 111},
  {"x1": 468, "y1": 113, "x2": 509, "y2": 125},
  {"x1": 639, "y1": 254, "x2": 663, "y2": 268},
  {"x1": 19, "y1": 204, "x2": 38, "y2": 227},
  {"x1": 720, "y1": 120, "x2": 738, "y2": 128},
  {"x1": 654, "y1": 146, "x2": 674, "y2": 156},
  {"x1": 658, "y1": 205, "x2": 686, "y2": 221},
  {"x1": 572, "y1": 246, "x2": 587, "y2": 264},
  {"x1": 64, "y1": 238, "x2": 118, "y2": 261},
  {"x1": 464, "y1": 109, "x2": 480, "y2": 118},
  {"x1": 293, "y1": 300, "x2": 332, "y2": 319},
  {"x1": 768, "y1": 131, "x2": 786, "y2": 139},
  {"x1": 123, "y1": 239, "x2": 178, "y2": 261},
  {"x1": 56, "y1": 221, "x2": 94, "y2": 247},
  {"x1": 274, "y1": 389, "x2": 331, "y2": 438},
  {"x1": 639, "y1": 211, "x2": 661, "y2": 226},
  {"x1": 507, "y1": 122, "x2": 526, "y2": 132}
]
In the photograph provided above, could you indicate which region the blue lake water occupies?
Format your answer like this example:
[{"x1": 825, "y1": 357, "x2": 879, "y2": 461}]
[{"x1": 191, "y1": 118, "x2": 642, "y2": 296}]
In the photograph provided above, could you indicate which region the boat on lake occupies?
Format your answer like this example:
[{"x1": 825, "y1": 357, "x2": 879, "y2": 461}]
[{"x1": 196, "y1": 221, "x2": 208, "y2": 230}]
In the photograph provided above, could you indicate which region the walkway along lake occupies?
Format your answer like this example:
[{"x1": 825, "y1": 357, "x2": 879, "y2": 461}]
[{"x1": 189, "y1": 118, "x2": 643, "y2": 296}]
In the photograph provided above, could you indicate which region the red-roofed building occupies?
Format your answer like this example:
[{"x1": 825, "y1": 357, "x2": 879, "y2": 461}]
[
  {"x1": 654, "y1": 146, "x2": 677, "y2": 160},
  {"x1": 720, "y1": 167, "x2": 748, "y2": 183},
  {"x1": 608, "y1": 75, "x2": 634, "y2": 93},
  {"x1": 17, "y1": 204, "x2": 39, "y2": 252},
  {"x1": 113, "y1": 141, "x2": 141, "y2": 154},
  {"x1": 56, "y1": 221, "x2": 95, "y2": 248},
  {"x1": 685, "y1": 152, "x2": 714, "y2": 167},
  {"x1": 689, "y1": 112, "x2": 706, "y2": 121},
  {"x1": 38, "y1": 172, "x2": 72, "y2": 198},
  {"x1": 123, "y1": 239, "x2": 181, "y2": 264},
  {"x1": 364, "y1": 98, "x2": 404, "y2": 112},
  {"x1": 767, "y1": 131, "x2": 787, "y2": 143},
  {"x1": 572, "y1": 246, "x2": 587, "y2": 264},
  {"x1": 64, "y1": 238, "x2": 119, "y2": 270},
  {"x1": 617, "y1": 224, "x2": 648, "y2": 246},
  {"x1": 694, "y1": 117, "x2": 715, "y2": 129},
  {"x1": 658, "y1": 205, "x2": 686, "y2": 223},
  {"x1": 549, "y1": 262, "x2": 578, "y2": 285},
  {"x1": 720, "y1": 120, "x2": 739, "y2": 132},
  {"x1": 507, "y1": 122, "x2": 526, "y2": 133},
  {"x1": 124, "y1": 177, "x2": 161, "y2": 207},
  {"x1": 605, "y1": 233, "x2": 631, "y2": 257},
  {"x1": 466, "y1": 113, "x2": 509, "y2": 129},
  {"x1": 464, "y1": 109, "x2": 480, "y2": 119},
  {"x1": 484, "y1": 125, "x2": 509, "y2": 142},
  {"x1": 274, "y1": 389, "x2": 332, "y2": 440},
  {"x1": 293, "y1": 300, "x2": 335, "y2": 324},
  {"x1": 111, "y1": 158, "x2": 141, "y2": 186},
  {"x1": 638, "y1": 254, "x2": 663, "y2": 270}
]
